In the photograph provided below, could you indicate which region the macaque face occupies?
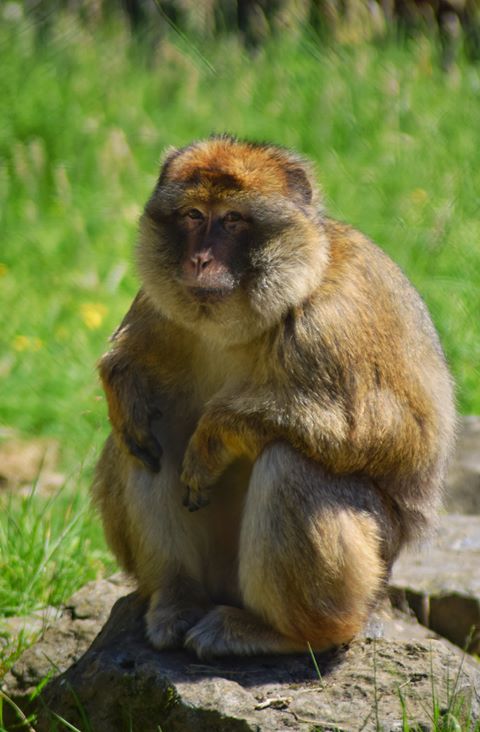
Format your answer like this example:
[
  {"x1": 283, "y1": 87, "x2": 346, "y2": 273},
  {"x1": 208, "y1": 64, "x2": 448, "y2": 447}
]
[
  {"x1": 138, "y1": 138, "x2": 327, "y2": 340},
  {"x1": 173, "y1": 201, "x2": 253, "y2": 302}
]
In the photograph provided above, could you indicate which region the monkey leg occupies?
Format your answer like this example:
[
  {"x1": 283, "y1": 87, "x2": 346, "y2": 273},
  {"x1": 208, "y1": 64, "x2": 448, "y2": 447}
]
[
  {"x1": 121, "y1": 435, "x2": 251, "y2": 650},
  {"x1": 186, "y1": 441, "x2": 398, "y2": 657},
  {"x1": 121, "y1": 448, "x2": 214, "y2": 650},
  {"x1": 184, "y1": 604, "x2": 304, "y2": 657},
  {"x1": 146, "y1": 569, "x2": 212, "y2": 650}
]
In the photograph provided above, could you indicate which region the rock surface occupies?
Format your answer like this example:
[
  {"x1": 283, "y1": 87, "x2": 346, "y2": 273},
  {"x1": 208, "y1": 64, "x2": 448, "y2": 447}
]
[
  {"x1": 2, "y1": 575, "x2": 132, "y2": 695},
  {"x1": 445, "y1": 416, "x2": 480, "y2": 514},
  {"x1": 390, "y1": 514, "x2": 480, "y2": 653},
  {"x1": 2, "y1": 580, "x2": 480, "y2": 732},
  {"x1": 2, "y1": 415, "x2": 480, "y2": 730},
  {"x1": 0, "y1": 605, "x2": 60, "y2": 638}
]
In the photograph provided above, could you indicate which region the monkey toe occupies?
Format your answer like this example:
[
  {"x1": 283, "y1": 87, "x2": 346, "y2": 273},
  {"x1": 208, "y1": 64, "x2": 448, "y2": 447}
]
[
  {"x1": 184, "y1": 608, "x2": 231, "y2": 658},
  {"x1": 184, "y1": 606, "x2": 299, "y2": 657},
  {"x1": 146, "y1": 619, "x2": 186, "y2": 650},
  {"x1": 146, "y1": 607, "x2": 208, "y2": 650}
]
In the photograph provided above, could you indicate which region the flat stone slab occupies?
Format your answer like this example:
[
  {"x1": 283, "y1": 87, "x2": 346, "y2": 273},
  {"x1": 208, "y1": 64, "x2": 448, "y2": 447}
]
[
  {"x1": 390, "y1": 514, "x2": 480, "y2": 652},
  {"x1": 445, "y1": 416, "x2": 480, "y2": 514},
  {"x1": 2, "y1": 581, "x2": 480, "y2": 732}
]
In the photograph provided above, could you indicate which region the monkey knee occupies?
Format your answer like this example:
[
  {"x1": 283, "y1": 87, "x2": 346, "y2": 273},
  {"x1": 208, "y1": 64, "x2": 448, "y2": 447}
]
[
  {"x1": 243, "y1": 592, "x2": 369, "y2": 653},
  {"x1": 251, "y1": 567, "x2": 379, "y2": 652},
  {"x1": 240, "y1": 501, "x2": 386, "y2": 651},
  {"x1": 289, "y1": 567, "x2": 382, "y2": 646},
  {"x1": 294, "y1": 611, "x2": 365, "y2": 651}
]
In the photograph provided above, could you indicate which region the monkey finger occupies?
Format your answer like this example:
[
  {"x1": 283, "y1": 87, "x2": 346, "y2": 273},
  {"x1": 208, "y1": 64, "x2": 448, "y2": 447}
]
[
  {"x1": 149, "y1": 410, "x2": 163, "y2": 434},
  {"x1": 123, "y1": 432, "x2": 162, "y2": 472},
  {"x1": 188, "y1": 496, "x2": 211, "y2": 512},
  {"x1": 146, "y1": 433, "x2": 163, "y2": 462},
  {"x1": 182, "y1": 487, "x2": 210, "y2": 512}
]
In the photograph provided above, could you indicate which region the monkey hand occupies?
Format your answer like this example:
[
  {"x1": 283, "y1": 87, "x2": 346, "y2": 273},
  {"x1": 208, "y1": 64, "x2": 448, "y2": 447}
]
[
  {"x1": 121, "y1": 409, "x2": 163, "y2": 473},
  {"x1": 180, "y1": 432, "x2": 227, "y2": 511},
  {"x1": 180, "y1": 450, "x2": 214, "y2": 512}
]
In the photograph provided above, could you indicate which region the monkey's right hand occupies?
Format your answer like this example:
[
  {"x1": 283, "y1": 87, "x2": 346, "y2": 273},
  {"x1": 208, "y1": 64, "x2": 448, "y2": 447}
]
[{"x1": 121, "y1": 410, "x2": 163, "y2": 473}]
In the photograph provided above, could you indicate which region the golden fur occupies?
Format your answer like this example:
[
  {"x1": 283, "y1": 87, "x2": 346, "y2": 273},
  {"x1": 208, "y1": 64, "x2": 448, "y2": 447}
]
[{"x1": 92, "y1": 135, "x2": 455, "y2": 657}]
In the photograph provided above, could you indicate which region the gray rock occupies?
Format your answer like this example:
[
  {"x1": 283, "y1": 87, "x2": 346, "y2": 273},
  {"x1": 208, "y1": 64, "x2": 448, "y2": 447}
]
[
  {"x1": 3, "y1": 409, "x2": 480, "y2": 732},
  {"x1": 0, "y1": 605, "x2": 60, "y2": 645},
  {"x1": 390, "y1": 514, "x2": 480, "y2": 653},
  {"x1": 364, "y1": 602, "x2": 443, "y2": 643},
  {"x1": 2, "y1": 574, "x2": 132, "y2": 693},
  {"x1": 2, "y1": 583, "x2": 480, "y2": 732},
  {"x1": 445, "y1": 416, "x2": 480, "y2": 514}
]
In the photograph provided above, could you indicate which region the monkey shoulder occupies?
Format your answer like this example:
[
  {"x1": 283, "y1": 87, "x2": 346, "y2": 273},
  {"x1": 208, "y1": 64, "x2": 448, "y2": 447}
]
[
  {"x1": 99, "y1": 289, "x2": 196, "y2": 406},
  {"x1": 274, "y1": 217, "x2": 449, "y2": 411},
  {"x1": 318, "y1": 218, "x2": 441, "y2": 349}
]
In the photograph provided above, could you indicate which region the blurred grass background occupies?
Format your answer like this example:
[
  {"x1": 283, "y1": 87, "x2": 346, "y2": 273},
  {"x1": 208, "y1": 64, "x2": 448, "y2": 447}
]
[{"x1": 0, "y1": 1, "x2": 479, "y2": 655}]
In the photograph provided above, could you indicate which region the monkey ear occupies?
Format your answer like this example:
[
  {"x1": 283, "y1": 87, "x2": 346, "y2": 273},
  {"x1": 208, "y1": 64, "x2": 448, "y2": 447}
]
[
  {"x1": 158, "y1": 146, "x2": 181, "y2": 185},
  {"x1": 284, "y1": 164, "x2": 314, "y2": 206}
]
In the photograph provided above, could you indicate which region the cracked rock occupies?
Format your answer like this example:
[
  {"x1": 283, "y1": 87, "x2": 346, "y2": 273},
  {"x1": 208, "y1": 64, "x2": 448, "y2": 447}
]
[{"x1": 2, "y1": 582, "x2": 479, "y2": 732}]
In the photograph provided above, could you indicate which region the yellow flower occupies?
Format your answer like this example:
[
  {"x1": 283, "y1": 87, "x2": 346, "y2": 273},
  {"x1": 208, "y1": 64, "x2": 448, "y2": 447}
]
[
  {"x1": 409, "y1": 188, "x2": 429, "y2": 206},
  {"x1": 12, "y1": 335, "x2": 43, "y2": 351},
  {"x1": 0, "y1": 263, "x2": 7, "y2": 277},
  {"x1": 80, "y1": 302, "x2": 107, "y2": 330},
  {"x1": 13, "y1": 335, "x2": 30, "y2": 351}
]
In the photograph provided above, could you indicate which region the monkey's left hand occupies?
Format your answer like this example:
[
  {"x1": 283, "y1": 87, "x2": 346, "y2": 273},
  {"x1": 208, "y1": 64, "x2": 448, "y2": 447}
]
[
  {"x1": 180, "y1": 420, "x2": 231, "y2": 511},
  {"x1": 180, "y1": 435, "x2": 223, "y2": 512},
  {"x1": 180, "y1": 406, "x2": 270, "y2": 511}
]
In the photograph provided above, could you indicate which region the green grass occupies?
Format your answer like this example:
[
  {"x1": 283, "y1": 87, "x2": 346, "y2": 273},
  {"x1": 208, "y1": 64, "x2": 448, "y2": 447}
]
[
  {"x1": 0, "y1": 476, "x2": 115, "y2": 677},
  {"x1": 0, "y1": 7, "x2": 479, "y2": 683},
  {"x1": 1, "y1": 12, "x2": 479, "y2": 451},
  {"x1": 0, "y1": 481, "x2": 112, "y2": 617}
]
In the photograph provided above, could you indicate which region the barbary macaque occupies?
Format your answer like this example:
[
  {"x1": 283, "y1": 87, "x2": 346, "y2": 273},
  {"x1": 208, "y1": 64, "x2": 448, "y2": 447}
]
[{"x1": 92, "y1": 135, "x2": 455, "y2": 657}]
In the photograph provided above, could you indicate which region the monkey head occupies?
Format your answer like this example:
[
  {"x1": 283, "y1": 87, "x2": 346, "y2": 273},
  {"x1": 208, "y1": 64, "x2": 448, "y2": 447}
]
[{"x1": 137, "y1": 135, "x2": 329, "y2": 343}]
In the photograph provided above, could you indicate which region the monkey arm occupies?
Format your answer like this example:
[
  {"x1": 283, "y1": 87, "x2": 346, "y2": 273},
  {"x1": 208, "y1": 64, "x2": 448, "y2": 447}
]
[
  {"x1": 98, "y1": 291, "x2": 173, "y2": 472},
  {"x1": 180, "y1": 371, "x2": 436, "y2": 512},
  {"x1": 181, "y1": 392, "x2": 346, "y2": 503},
  {"x1": 179, "y1": 381, "x2": 345, "y2": 510},
  {"x1": 99, "y1": 349, "x2": 163, "y2": 472},
  {"x1": 181, "y1": 399, "x2": 274, "y2": 511}
]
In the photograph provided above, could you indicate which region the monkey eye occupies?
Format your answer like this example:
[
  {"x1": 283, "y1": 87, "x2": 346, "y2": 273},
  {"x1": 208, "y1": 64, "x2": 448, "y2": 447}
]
[
  {"x1": 223, "y1": 211, "x2": 243, "y2": 223},
  {"x1": 184, "y1": 208, "x2": 204, "y2": 220}
]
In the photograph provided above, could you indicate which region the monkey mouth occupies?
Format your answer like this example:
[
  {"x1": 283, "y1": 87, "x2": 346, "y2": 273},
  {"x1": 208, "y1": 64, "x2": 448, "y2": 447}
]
[
  {"x1": 179, "y1": 274, "x2": 237, "y2": 302},
  {"x1": 186, "y1": 286, "x2": 234, "y2": 303}
]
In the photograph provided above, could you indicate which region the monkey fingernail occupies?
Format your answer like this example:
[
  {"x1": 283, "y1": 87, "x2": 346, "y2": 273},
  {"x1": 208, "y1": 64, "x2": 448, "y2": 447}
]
[
  {"x1": 182, "y1": 488, "x2": 210, "y2": 511},
  {"x1": 141, "y1": 451, "x2": 161, "y2": 473},
  {"x1": 187, "y1": 499, "x2": 210, "y2": 512},
  {"x1": 147, "y1": 437, "x2": 163, "y2": 462}
]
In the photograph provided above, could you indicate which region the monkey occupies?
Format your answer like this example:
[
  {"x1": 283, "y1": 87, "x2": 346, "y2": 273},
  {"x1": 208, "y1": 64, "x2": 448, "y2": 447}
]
[{"x1": 92, "y1": 134, "x2": 456, "y2": 658}]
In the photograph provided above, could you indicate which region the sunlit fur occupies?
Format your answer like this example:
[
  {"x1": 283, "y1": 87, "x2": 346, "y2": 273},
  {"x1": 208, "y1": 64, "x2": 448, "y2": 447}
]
[
  {"x1": 92, "y1": 135, "x2": 456, "y2": 658},
  {"x1": 137, "y1": 135, "x2": 328, "y2": 344}
]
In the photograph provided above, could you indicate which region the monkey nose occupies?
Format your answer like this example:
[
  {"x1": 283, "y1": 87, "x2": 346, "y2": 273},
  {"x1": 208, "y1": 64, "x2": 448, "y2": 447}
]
[{"x1": 190, "y1": 252, "x2": 213, "y2": 278}]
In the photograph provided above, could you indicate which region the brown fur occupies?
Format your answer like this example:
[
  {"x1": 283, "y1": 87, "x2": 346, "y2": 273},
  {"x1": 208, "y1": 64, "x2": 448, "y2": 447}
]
[{"x1": 92, "y1": 135, "x2": 455, "y2": 657}]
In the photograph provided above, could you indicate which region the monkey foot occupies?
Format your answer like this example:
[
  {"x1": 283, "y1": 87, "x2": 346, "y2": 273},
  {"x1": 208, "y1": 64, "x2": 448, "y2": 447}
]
[
  {"x1": 184, "y1": 606, "x2": 300, "y2": 658},
  {"x1": 146, "y1": 605, "x2": 210, "y2": 650}
]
